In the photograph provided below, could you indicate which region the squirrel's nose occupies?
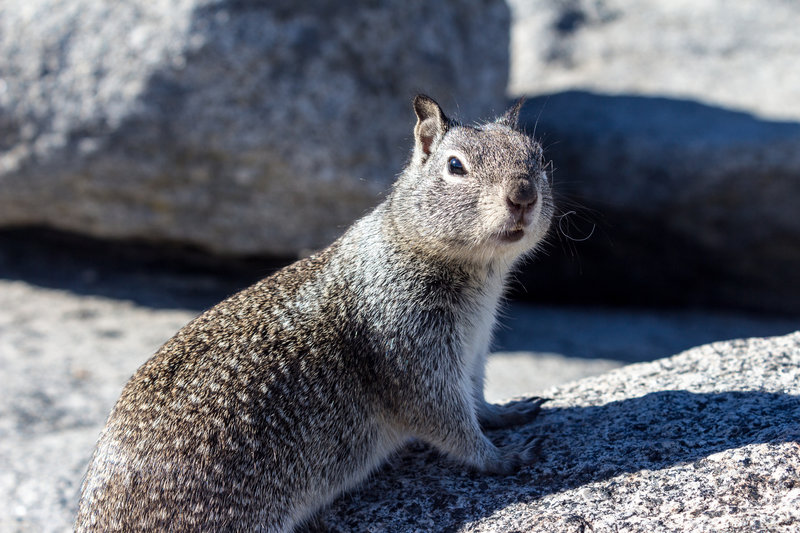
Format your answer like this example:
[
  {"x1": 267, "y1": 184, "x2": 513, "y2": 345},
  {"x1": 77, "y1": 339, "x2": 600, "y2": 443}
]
[{"x1": 506, "y1": 181, "x2": 538, "y2": 220}]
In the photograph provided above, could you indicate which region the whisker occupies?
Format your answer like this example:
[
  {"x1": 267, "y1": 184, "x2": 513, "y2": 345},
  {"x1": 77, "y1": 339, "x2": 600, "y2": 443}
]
[{"x1": 556, "y1": 210, "x2": 596, "y2": 242}]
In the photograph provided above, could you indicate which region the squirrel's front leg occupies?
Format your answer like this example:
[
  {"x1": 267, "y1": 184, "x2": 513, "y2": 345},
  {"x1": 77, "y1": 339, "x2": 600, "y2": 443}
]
[
  {"x1": 471, "y1": 349, "x2": 547, "y2": 430},
  {"x1": 402, "y1": 384, "x2": 541, "y2": 475}
]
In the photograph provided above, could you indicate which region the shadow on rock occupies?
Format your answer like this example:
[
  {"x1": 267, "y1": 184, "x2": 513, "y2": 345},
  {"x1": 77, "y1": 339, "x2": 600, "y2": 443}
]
[
  {"x1": 513, "y1": 91, "x2": 800, "y2": 314},
  {"x1": 0, "y1": 226, "x2": 286, "y2": 310},
  {"x1": 324, "y1": 390, "x2": 800, "y2": 531}
]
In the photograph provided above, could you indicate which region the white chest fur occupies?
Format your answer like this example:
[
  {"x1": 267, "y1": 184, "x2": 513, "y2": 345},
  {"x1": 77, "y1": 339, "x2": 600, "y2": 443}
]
[{"x1": 458, "y1": 271, "x2": 505, "y2": 392}]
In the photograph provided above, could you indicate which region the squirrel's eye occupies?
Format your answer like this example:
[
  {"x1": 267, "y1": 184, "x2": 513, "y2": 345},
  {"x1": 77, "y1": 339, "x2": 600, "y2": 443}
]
[{"x1": 448, "y1": 156, "x2": 466, "y2": 176}]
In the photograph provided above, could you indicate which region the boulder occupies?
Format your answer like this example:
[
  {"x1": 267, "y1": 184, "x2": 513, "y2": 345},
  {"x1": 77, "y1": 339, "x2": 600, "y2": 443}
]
[
  {"x1": 324, "y1": 332, "x2": 800, "y2": 531},
  {"x1": 516, "y1": 92, "x2": 800, "y2": 313},
  {"x1": 0, "y1": 0, "x2": 510, "y2": 256},
  {"x1": 509, "y1": 0, "x2": 800, "y2": 120},
  {"x1": 507, "y1": 0, "x2": 800, "y2": 312}
]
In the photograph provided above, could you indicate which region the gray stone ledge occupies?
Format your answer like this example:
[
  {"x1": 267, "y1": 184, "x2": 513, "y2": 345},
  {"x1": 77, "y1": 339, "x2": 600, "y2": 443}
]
[{"x1": 324, "y1": 332, "x2": 800, "y2": 532}]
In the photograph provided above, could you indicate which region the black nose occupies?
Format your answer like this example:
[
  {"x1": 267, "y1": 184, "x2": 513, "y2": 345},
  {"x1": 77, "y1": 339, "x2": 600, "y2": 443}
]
[{"x1": 506, "y1": 181, "x2": 538, "y2": 219}]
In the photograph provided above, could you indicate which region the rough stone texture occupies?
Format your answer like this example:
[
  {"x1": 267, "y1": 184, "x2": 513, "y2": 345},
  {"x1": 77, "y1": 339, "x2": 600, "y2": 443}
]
[
  {"x1": 0, "y1": 0, "x2": 510, "y2": 256},
  {"x1": 0, "y1": 281, "x2": 192, "y2": 532},
  {"x1": 1, "y1": 268, "x2": 798, "y2": 531},
  {"x1": 507, "y1": 0, "x2": 800, "y2": 312},
  {"x1": 324, "y1": 332, "x2": 800, "y2": 532}
]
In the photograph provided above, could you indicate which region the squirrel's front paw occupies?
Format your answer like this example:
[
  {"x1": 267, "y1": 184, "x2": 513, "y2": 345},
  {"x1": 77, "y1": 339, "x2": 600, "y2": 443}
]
[
  {"x1": 479, "y1": 397, "x2": 548, "y2": 430},
  {"x1": 484, "y1": 433, "x2": 544, "y2": 475}
]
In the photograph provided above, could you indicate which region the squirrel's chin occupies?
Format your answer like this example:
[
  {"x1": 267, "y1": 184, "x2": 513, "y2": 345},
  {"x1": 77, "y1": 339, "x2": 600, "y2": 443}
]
[{"x1": 494, "y1": 228, "x2": 525, "y2": 243}]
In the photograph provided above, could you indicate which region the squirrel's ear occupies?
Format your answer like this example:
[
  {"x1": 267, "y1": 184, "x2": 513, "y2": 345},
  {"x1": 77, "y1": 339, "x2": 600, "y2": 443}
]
[
  {"x1": 500, "y1": 97, "x2": 526, "y2": 129},
  {"x1": 413, "y1": 94, "x2": 449, "y2": 158}
]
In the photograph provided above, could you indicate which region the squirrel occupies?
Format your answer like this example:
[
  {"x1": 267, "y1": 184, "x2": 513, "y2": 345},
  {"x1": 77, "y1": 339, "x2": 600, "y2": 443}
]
[{"x1": 74, "y1": 95, "x2": 554, "y2": 532}]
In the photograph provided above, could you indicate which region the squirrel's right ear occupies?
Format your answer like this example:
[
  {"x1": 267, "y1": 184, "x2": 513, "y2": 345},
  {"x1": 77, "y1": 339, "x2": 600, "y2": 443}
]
[
  {"x1": 500, "y1": 97, "x2": 526, "y2": 130},
  {"x1": 413, "y1": 94, "x2": 449, "y2": 160}
]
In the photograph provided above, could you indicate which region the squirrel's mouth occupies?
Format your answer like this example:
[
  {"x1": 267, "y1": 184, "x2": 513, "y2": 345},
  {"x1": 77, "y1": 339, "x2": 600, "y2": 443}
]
[{"x1": 496, "y1": 228, "x2": 525, "y2": 243}]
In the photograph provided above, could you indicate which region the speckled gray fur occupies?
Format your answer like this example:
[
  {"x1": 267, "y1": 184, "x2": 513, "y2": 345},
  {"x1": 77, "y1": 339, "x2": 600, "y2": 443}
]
[{"x1": 74, "y1": 96, "x2": 554, "y2": 531}]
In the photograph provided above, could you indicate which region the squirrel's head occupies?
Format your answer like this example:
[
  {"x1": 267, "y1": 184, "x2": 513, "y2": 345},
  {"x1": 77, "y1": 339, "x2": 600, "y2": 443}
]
[{"x1": 389, "y1": 94, "x2": 554, "y2": 269}]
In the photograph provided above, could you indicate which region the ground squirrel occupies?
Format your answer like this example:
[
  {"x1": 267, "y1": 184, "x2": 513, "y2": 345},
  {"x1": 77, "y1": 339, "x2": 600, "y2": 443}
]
[{"x1": 75, "y1": 95, "x2": 554, "y2": 531}]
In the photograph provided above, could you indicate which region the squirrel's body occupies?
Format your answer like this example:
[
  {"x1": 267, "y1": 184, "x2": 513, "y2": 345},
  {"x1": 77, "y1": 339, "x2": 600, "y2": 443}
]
[{"x1": 75, "y1": 96, "x2": 554, "y2": 531}]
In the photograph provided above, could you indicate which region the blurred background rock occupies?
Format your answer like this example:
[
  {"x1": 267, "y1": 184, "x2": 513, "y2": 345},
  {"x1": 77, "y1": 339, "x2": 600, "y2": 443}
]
[
  {"x1": 1, "y1": 0, "x2": 798, "y2": 313},
  {"x1": 0, "y1": 0, "x2": 508, "y2": 257},
  {"x1": 509, "y1": 0, "x2": 800, "y2": 313}
]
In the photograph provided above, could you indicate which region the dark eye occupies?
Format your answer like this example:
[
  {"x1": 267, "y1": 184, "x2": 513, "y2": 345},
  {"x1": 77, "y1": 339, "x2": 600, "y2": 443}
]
[{"x1": 448, "y1": 156, "x2": 466, "y2": 176}]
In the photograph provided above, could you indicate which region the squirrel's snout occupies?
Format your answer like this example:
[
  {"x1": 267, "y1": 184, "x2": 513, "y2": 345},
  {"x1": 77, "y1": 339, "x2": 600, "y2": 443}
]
[{"x1": 505, "y1": 181, "x2": 538, "y2": 222}]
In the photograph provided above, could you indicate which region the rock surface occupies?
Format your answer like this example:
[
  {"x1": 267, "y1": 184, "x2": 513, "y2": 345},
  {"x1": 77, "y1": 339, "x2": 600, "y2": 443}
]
[
  {"x1": 0, "y1": 0, "x2": 509, "y2": 256},
  {"x1": 516, "y1": 92, "x2": 800, "y2": 313},
  {"x1": 506, "y1": 0, "x2": 800, "y2": 312},
  {"x1": 325, "y1": 332, "x2": 800, "y2": 532},
  {"x1": 1, "y1": 271, "x2": 797, "y2": 531},
  {"x1": 0, "y1": 281, "x2": 191, "y2": 532},
  {"x1": 509, "y1": 0, "x2": 800, "y2": 121}
]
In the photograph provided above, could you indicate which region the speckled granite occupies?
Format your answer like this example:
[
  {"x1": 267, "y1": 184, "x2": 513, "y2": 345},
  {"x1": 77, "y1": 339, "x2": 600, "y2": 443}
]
[{"x1": 323, "y1": 332, "x2": 800, "y2": 532}]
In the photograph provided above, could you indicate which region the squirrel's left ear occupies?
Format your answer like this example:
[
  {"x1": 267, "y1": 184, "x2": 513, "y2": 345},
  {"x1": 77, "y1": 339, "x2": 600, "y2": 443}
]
[
  {"x1": 413, "y1": 94, "x2": 449, "y2": 160},
  {"x1": 500, "y1": 98, "x2": 526, "y2": 129}
]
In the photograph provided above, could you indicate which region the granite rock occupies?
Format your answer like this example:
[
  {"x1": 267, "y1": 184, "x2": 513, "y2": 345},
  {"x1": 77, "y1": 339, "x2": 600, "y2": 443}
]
[
  {"x1": 507, "y1": 0, "x2": 800, "y2": 312},
  {"x1": 516, "y1": 92, "x2": 800, "y2": 313},
  {"x1": 0, "y1": 0, "x2": 509, "y2": 256},
  {"x1": 323, "y1": 332, "x2": 800, "y2": 532},
  {"x1": 509, "y1": 0, "x2": 800, "y2": 121},
  {"x1": 0, "y1": 281, "x2": 193, "y2": 532}
]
